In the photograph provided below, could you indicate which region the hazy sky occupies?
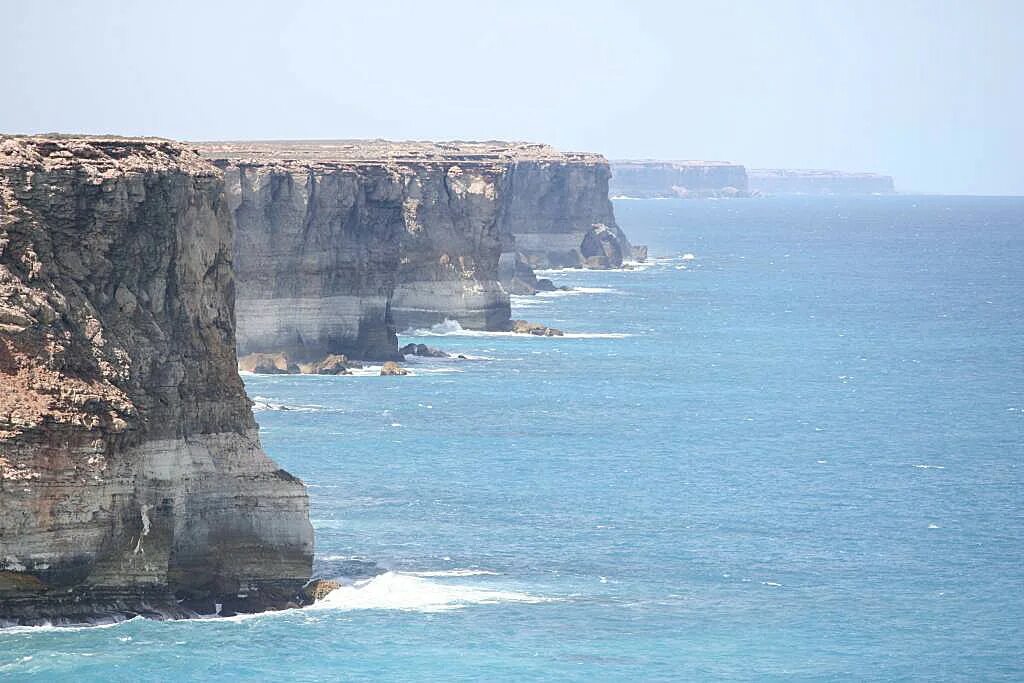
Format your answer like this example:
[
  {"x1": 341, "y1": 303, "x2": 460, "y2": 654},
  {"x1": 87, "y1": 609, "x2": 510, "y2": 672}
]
[{"x1": 3, "y1": 0, "x2": 1022, "y2": 194}]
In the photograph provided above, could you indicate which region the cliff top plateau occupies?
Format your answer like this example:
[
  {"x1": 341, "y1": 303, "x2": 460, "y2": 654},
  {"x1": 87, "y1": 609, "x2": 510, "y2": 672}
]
[{"x1": 194, "y1": 139, "x2": 607, "y2": 166}]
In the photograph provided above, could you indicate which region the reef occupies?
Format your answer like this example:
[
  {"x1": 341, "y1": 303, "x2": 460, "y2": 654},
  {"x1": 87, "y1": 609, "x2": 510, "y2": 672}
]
[{"x1": 0, "y1": 136, "x2": 313, "y2": 625}]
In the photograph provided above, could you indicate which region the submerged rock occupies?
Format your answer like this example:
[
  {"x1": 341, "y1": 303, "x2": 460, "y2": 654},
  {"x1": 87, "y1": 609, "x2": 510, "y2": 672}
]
[{"x1": 380, "y1": 361, "x2": 409, "y2": 376}]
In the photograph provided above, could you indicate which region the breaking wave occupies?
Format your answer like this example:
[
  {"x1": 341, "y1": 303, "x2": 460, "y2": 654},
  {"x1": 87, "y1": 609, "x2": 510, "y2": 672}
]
[
  {"x1": 405, "y1": 319, "x2": 629, "y2": 339},
  {"x1": 307, "y1": 571, "x2": 548, "y2": 613}
]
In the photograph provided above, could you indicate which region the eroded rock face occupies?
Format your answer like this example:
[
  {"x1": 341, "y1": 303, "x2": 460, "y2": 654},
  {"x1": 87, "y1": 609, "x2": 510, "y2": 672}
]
[
  {"x1": 197, "y1": 141, "x2": 631, "y2": 358},
  {"x1": 580, "y1": 224, "x2": 625, "y2": 269},
  {"x1": 0, "y1": 136, "x2": 313, "y2": 625},
  {"x1": 501, "y1": 156, "x2": 632, "y2": 269}
]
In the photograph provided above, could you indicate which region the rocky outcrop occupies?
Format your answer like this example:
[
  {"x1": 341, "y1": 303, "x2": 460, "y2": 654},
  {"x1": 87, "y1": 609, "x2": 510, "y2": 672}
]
[
  {"x1": 609, "y1": 160, "x2": 749, "y2": 198},
  {"x1": 199, "y1": 141, "x2": 632, "y2": 359},
  {"x1": 238, "y1": 352, "x2": 299, "y2": 375},
  {"x1": 749, "y1": 169, "x2": 895, "y2": 195},
  {"x1": 505, "y1": 320, "x2": 565, "y2": 336},
  {"x1": 379, "y1": 361, "x2": 408, "y2": 376},
  {"x1": 0, "y1": 136, "x2": 313, "y2": 625},
  {"x1": 399, "y1": 343, "x2": 448, "y2": 358}
]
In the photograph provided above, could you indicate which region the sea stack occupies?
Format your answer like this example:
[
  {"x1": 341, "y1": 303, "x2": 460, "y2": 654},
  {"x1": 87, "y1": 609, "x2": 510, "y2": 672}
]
[{"x1": 0, "y1": 136, "x2": 313, "y2": 625}]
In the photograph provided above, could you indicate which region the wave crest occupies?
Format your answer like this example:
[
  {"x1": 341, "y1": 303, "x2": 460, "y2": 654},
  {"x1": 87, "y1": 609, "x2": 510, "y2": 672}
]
[{"x1": 309, "y1": 571, "x2": 547, "y2": 613}]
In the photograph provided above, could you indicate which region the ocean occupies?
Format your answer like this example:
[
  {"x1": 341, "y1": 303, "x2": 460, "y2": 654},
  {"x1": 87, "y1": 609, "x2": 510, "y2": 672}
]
[{"x1": 2, "y1": 196, "x2": 1022, "y2": 681}]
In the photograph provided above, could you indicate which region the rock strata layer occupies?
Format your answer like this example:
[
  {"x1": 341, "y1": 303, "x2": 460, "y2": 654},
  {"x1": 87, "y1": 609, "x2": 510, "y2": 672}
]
[
  {"x1": 609, "y1": 160, "x2": 749, "y2": 198},
  {"x1": 0, "y1": 136, "x2": 313, "y2": 625},
  {"x1": 197, "y1": 141, "x2": 632, "y2": 359}
]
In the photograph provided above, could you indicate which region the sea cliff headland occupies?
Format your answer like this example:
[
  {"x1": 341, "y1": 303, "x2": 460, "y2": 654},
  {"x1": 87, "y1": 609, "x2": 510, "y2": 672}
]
[{"x1": 0, "y1": 136, "x2": 313, "y2": 625}]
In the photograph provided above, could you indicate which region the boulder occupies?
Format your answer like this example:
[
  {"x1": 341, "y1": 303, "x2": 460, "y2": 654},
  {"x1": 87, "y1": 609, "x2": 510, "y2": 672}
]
[
  {"x1": 579, "y1": 223, "x2": 624, "y2": 269},
  {"x1": 399, "y1": 343, "x2": 449, "y2": 358},
  {"x1": 380, "y1": 361, "x2": 409, "y2": 376},
  {"x1": 300, "y1": 354, "x2": 351, "y2": 375},
  {"x1": 238, "y1": 352, "x2": 299, "y2": 374},
  {"x1": 300, "y1": 579, "x2": 341, "y2": 604}
]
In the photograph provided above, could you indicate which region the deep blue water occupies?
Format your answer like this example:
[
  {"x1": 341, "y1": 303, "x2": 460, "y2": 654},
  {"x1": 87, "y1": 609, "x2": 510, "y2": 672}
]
[{"x1": 2, "y1": 196, "x2": 1022, "y2": 681}]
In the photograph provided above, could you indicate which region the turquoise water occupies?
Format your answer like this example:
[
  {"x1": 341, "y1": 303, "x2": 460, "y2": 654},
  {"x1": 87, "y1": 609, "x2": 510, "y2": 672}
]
[{"x1": 2, "y1": 196, "x2": 1022, "y2": 680}]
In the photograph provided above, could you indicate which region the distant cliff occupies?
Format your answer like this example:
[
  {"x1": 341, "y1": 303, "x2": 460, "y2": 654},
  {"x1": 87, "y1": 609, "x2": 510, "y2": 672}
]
[
  {"x1": 749, "y1": 169, "x2": 895, "y2": 195},
  {"x1": 609, "y1": 160, "x2": 749, "y2": 198},
  {"x1": 200, "y1": 141, "x2": 634, "y2": 359},
  {"x1": 0, "y1": 136, "x2": 313, "y2": 625}
]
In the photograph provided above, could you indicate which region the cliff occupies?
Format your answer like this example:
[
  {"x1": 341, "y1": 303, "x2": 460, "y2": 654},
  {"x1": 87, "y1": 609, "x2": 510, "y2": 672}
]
[
  {"x1": 501, "y1": 154, "x2": 632, "y2": 268},
  {"x1": 199, "y1": 141, "x2": 631, "y2": 359},
  {"x1": 0, "y1": 136, "x2": 313, "y2": 625},
  {"x1": 609, "y1": 160, "x2": 749, "y2": 198},
  {"x1": 749, "y1": 169, "x2": 895, "y2": 195}
]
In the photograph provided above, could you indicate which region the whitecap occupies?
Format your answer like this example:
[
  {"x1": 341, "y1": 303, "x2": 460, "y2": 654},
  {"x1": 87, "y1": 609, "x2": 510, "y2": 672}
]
[
  {"x1": 405, "y1": 569, "x2": 500, "y2": 577},
  {"x1": 307, "y1": 571, "x2": 548, "y2": 613},
  {"x1": 913, "y1": 464, "x2": 945, "y2": 470},
  {"x1": 405, "y1": 319, "x2": 629, "y2": 339}
]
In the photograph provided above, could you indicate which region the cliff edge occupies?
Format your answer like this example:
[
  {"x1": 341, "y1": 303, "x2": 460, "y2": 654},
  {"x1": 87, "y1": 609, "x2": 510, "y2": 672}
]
[
  {"x1": 198, "y1": 140, "x2": 632, "y2": 360},
  {"x1": 0, "y1": 136, "x2": 313, "y2": 625}
]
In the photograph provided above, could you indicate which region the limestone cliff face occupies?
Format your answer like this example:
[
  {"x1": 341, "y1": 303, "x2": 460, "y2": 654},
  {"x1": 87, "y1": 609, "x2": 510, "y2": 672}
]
[
  {"x1": 201, "y1": 141, "x2": 513, "y2": 353},
  {"x1": 501, "y1": 156, "x2": 631, "y2": 268},
  {"x1": 0, "y1": 136, "x2": 313, "y2": 625},
  {"x1": 215, "y1": 158, "x2": 406, "y2": 361},
  {"x1": 749, "y1": 169, "x2": 895, "y2": 195},
  {"x1": 199, "y1": 141, "x2": 632, "y2": 358},
  {"x1": 609, "y1": 160, "x2": 749, "y2": 198}
]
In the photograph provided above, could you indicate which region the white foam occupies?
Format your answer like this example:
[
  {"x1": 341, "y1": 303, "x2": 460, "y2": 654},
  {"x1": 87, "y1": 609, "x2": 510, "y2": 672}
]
[
  {"x1": 406, "y1": 319, "x2": 629, "y2": 339},
  {"x1": 307, "y1": 571, "x2": 547, "y2": 613},
  {"x1": 405, "y1": 569, "x2": 500, "y2": 577},
  {"x1": 250, "y1": 397, "x2": 336, "y2": 413},
  {"x1": 0, "y1": 616, "x2": 143, "y2": 635},
  {"x1": 534, "y1": 286, "x2": 621, "y2": 298},
  {"x1": 913, "y1": 464, "x2": 945, "y2": 470}
]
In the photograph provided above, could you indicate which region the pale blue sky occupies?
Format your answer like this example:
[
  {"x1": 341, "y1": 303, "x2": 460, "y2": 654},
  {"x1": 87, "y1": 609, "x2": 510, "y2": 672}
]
[{"x1": 3, "y1": 0, "x2": 1021, "y2": 194}]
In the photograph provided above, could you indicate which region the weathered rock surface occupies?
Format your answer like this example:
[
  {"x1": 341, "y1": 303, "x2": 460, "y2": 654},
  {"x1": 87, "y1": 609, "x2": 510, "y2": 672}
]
[
  {"x1": 197, "y1": 141, "x2": 631, "y2": 356},
  {"x1": 238, "y1": 352, "x2": 299, "y2": 375},
  {"x1": 0, "y1": 136, "x2": 313, "y2": 625},
  {"x1": 299, "y1": 578, "x2": 340, "y2": 604},
  {"x1": 399, "y1": 343, "x2": 448, "y2": 358},
  {"x1": 380, "y1": 361, "x2": 408, "y2": 376},
  {"x1": 500, "y1": 152, "x2": 633, "y2": 270},
  {"x1": 506, "y1": 320, "x2": 565, "y2": 336},
  {"x1": 299, "y1": 354, "x2": 352, "y2": 375},
  {"x1": 609, "y1": 160, "x2": 749, "y2": 198},
  {"x1": 580, "y1": 224, "x2": 625, "y2": 269},
  {"x1": 749, "y1": 169, "x2": 895, "y2": 195}
]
